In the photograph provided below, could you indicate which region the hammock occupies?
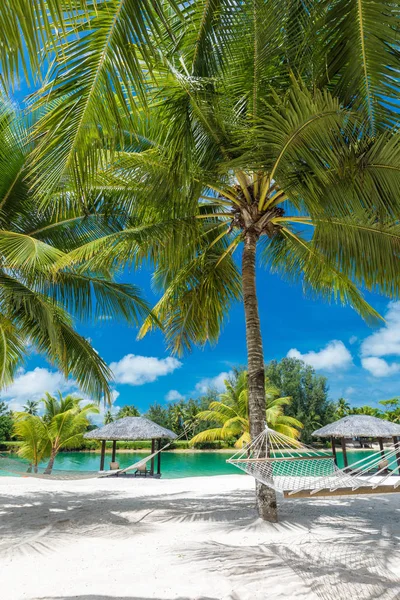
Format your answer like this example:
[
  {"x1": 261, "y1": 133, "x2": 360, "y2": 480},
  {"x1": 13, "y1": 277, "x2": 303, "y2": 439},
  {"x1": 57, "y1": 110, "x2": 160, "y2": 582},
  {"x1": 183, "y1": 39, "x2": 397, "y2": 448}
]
[
  {"x1": 227, "y1": 426, "x2": 400, "y2": 498},
  {"x1": 0, "y1": 445, "x2": 168, "y2": 480}
]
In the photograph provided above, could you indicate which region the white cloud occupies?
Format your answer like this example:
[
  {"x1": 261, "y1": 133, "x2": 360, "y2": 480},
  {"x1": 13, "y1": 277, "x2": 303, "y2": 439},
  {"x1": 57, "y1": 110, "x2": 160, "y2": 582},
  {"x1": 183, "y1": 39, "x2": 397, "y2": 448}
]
[
  {"x1": 361, "y1": 302, "x2": 400, "y2": 358},
  {"x1": 2, "y1": 367, "x2": 75, "y2": 412},
  {"x1": 109, "y1": 354, "x2": 182, "y2": 386},
  {"x1": 361, "y1": 357, "x2": 400, "y2": 378},
  {"x1": 344, "y1": 386, "x2": 356, "y2": 396},
  {"x1": 287, "y1": 340, "x2": 353, "y2": 371},
  {"x1": 195, "y1": 371, "x2": 232, "y2": 394},
  {"x1": 165, "y1": 390, "x2": 185, "y2": 402},
  {"x1": 349, "y1": 336, "x2": 358, "y2": 345}
]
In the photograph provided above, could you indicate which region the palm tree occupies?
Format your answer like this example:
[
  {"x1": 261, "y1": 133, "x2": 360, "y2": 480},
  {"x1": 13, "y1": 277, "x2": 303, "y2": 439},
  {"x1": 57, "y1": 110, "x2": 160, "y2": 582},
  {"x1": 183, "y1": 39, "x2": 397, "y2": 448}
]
[
  {"x1": 335, "y1": 398, "x2": 351, "y2": 419},
  {"x1": 3, "y1": 1, "x2": 400, "y2": 521},
  {"x1": 22, "y1": 400, "x2": 39, "y2": 416},
  {"x1": 42, "y1": 393, "x2": 99, "y2": 474},
  {"x1": 350, "y1": 406, "x2": 382, "y2": 418},
  {"x1": 116, "y1": 405, "x2": 140, "y2": 419},
  {"x1": 191, "y1": 371, "x2": 302, "y2": 447},
  {"x1": 0, "y1": 99, "x2": 153, "y2": 401},
  {"x1": 104, "y1": 410, "x2": 114, "y2": 425},
  {"x1": 14, "y1": 414, "x2": 50, "y2": 473},
  {"x1": 379, "y1": 399, "x2": 400, "y2": 424}
]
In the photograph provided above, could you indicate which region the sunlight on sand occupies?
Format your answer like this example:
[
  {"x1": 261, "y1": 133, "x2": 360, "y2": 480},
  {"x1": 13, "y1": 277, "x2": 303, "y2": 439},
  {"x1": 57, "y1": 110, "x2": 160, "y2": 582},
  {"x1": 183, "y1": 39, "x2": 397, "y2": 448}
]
[{"x1": 0, "y1": 475, "x2": 399, "y2": 600}]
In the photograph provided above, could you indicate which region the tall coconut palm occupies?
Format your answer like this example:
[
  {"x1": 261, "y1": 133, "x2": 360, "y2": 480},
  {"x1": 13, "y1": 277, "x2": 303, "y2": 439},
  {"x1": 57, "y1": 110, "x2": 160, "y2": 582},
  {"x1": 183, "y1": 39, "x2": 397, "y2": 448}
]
[
  {"x1": 57, "y1": 82, "x2": 400, "y2": 521},
  {"x1": 0, "y1": 100, "x2": 153, "y2": 401},
  {"x1": 191, "y1": 371, "x2": 302, "y2": 447},
  {"x1": 3, "y1": 1, "x2": 400, "y2": 521}
]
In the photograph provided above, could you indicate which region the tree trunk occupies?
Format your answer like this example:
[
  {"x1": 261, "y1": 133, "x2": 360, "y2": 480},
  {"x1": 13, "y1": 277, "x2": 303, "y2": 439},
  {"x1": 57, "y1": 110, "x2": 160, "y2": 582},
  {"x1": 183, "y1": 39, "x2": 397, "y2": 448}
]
[
  {"x1": 242, "y1": 230, "x2": 278, "y2": 522},
  {"x1": 44, "y1": 449, "x2": 57, "y2": 475}
]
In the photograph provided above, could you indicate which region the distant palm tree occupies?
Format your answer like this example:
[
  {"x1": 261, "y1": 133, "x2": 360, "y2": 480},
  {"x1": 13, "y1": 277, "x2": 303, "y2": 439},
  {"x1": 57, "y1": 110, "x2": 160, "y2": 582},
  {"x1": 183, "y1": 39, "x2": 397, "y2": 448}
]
[
  {"x1": 104, "y1": 410, "x2": 114, "y2": 425},
  {"x1": 350, "y1": 405, "x2": 382, "y2": 418},
  {"x1": 335, "y1": 398, "x2": 351, "y2": 419},
  {"x1": 191, "y1": 371, "x2": 302, "y2": 448},
  {"x1": 116, "y1": 405, "x2": 140, "y2": 419},
  {"x1": 22, "y1": 400, "x2": 40, "y2": 416}
]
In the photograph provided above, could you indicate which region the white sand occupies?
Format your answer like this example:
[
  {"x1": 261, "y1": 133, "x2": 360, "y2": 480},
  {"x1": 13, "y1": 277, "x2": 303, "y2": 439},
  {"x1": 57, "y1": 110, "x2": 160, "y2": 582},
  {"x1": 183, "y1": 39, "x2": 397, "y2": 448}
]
[{"x1": 0, "y1": 474, "x2": 399, "y2": 600}]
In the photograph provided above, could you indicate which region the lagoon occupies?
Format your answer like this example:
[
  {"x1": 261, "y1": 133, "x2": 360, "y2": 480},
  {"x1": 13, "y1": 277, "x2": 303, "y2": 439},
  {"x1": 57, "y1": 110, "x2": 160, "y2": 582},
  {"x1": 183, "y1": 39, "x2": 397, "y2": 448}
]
[{"x1": 2, "y1": 448, "x2": 392, "y2": 478}]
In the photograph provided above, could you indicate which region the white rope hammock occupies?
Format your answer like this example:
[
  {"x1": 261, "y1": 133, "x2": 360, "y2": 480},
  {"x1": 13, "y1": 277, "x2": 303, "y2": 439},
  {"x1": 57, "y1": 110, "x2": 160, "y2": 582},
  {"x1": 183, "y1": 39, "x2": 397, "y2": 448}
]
[{"x1": 227, "y1": 426, "x2": 400, "y2": 498}]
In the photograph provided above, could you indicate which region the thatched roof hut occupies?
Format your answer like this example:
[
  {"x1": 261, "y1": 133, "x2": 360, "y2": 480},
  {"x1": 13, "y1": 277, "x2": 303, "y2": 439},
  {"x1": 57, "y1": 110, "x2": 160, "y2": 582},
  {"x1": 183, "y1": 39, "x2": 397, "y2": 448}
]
[
  {"x1": 312, "y1": 415, "x2": 400, "y2": 468},
  {"x1": 84, "y1": 417, "x2": 177, "y2": 441},
  {"x1": 84, "y1": 417, "x2": 177, "y2": 474},
  {"x1": 312, "y1": 415, "x2": 400, "y2": 439}
]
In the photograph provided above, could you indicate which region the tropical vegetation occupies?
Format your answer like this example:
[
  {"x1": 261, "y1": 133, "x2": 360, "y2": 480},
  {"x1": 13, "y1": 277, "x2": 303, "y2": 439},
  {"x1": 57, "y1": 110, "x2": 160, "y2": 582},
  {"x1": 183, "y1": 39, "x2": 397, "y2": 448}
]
[
  {"x1": 14, "y1": 392, "x2": 98, "y2": 474},
  {"x1": 0, "y1": 1, "x2": 400, "y2": 521},
  {"x1": 266, "y1": 358, "x2": 336, "y2": 443},
  {"x1": 191, "y1": 370, "x2": 302, "y2": 448},
  {"x1": 116, "y1": 405, "x2": 140, "y2": 419},
  {"x1": 0, "y1": 100, "x2": 154, "y2": 402}
]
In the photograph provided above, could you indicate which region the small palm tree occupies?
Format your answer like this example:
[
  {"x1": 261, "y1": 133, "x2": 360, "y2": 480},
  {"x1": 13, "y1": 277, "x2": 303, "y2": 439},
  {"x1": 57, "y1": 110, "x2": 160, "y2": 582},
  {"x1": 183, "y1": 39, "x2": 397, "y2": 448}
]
[
  {"x1": 191, "y1": 371, "x2": 302, "y2": 448},
  {"x1": 22, "y1": 400, "x2": 39, "y2": 416},
  {"x1": 104, "y1": 410, "x2": 114, "y2": 425},
  {"x1": 14, "y1": 414, "x2": 50, "y2": 473},
  {"x1": 42, "y1": 393, "x2": 99, "y2": 474},
  {"x1": 335, "y1": 398, "x2": 351, "y2": 419}
]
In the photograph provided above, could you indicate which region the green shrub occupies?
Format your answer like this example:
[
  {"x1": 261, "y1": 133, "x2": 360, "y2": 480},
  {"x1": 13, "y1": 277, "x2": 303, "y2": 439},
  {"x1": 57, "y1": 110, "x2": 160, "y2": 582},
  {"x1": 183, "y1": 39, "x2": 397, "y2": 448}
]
[{"x1": 0, "y1": 441, "x2": 22, "y2": 452}]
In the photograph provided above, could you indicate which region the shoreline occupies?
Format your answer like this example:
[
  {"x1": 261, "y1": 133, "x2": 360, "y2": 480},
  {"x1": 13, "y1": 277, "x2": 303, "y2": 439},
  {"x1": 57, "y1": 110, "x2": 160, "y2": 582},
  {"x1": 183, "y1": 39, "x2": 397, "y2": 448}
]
[{"x1": 1, "y1": 445, "x2": 384, "y2": 455}]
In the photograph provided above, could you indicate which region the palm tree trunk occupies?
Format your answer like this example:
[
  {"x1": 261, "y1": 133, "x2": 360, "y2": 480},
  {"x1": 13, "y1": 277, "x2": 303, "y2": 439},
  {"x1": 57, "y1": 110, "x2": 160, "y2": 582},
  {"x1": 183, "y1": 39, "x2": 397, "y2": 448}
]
[
  {"x1": 242, "y1": 230, "x2": 278, "y2": 522},
  {"x1": 44, "y1": 448, "x2": 57, "y2": 475}
]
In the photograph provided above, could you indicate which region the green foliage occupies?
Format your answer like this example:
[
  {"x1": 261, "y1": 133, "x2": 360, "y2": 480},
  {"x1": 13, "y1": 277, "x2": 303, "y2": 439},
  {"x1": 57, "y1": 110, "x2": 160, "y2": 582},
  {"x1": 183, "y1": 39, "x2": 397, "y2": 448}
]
[
  {"x1": 0, "y1": 401, "x2": 14, "y2": 441},
  {"x1": 14, "y1": 392, "x2": 99, "y2": 473},
  {"x1": 0, "y1": 100, "x2": 154, "y2": 403},
  {"x1": 104, "y1": 410, "x2": 114, "y2": 425},
  {"x1": 14, "y1": 414, "x2": 50, "y2": 471},
  {"x1": 145, "y1": 404, "x2": 170, "y2": 429},
  {"x1": 379, "y1": 398, "x2": 400, "y2": 423},
  {"x1": 116, "y1": 405, "x2": 140, "y2": 419},
  {"x1": 22, "y1": 400, "x2": 39, "y2": 415},
  {"x1": 191, "y1": 370, "x2": 303, "y2": 448},
  {"x1": 334, "y1": 397, "x2": 351, "y2": 419},
  {"x1": 265, "y1": 358, "x2": 335, "y2": 443},
  {"x1": 145, "y1": 396, "x2": 215, "y2": 438}
]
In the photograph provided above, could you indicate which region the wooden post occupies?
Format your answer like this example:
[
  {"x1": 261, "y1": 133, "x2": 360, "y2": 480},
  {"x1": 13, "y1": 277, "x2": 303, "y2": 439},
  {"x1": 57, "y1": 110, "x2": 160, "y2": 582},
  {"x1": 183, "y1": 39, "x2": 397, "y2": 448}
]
[
  {"x1": 157, "y1": 439, "x2": 162, "y2": 475},
  {"x1": 111, "y1": 440, "x2": 117, "y2": 463},
  {"x1": 331, "y1": 437, "x2": 338, "y2": 466},
  {"x1": 150, "y1": 439, "x2": 155, "y2": 475},
  {"x1": 393, "y1": 436, "x2": 400, "y2": 473},
  {"x1": 100, "y1": 440, "x2": 106, "y2": 471},
  {"x1": 341, "y1": 437, "x2": 348, "y2": 468},
  {"x1": 378, "y1": 437, "x2": 385, "y2": 459}
]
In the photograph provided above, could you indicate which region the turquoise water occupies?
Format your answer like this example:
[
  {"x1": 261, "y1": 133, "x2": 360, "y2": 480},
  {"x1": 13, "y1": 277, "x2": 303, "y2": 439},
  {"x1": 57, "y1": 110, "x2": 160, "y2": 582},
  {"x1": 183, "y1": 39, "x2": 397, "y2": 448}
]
[{"x1": 1, "y1": 449, "x2": 394, "y2": 478}]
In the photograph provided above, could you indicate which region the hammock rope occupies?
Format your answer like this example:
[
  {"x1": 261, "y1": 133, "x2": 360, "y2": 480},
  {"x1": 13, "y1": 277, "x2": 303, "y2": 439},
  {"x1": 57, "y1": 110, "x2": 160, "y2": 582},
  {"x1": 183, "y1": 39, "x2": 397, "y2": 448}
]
[{"x1": 227, "y1": 425, "x2": 400, "y2": 498}]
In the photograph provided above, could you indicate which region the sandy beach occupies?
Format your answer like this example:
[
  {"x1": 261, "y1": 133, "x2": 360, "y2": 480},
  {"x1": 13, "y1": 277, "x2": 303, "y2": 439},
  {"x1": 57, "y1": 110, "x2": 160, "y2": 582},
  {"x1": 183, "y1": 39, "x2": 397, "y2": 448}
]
[{"x1": 0, "y1": 474, "x2": 399, "y2": 600}]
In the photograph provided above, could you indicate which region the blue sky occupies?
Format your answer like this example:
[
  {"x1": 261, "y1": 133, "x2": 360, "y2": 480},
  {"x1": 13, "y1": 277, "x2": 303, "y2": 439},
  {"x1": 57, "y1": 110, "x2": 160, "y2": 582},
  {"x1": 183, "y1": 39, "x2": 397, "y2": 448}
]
[
  {"x1": 4, "y1": 261, "x2": 400, "y2": 421},
  {"x1": 5, "y1": 84, "x2": 400, "y2": 422}
]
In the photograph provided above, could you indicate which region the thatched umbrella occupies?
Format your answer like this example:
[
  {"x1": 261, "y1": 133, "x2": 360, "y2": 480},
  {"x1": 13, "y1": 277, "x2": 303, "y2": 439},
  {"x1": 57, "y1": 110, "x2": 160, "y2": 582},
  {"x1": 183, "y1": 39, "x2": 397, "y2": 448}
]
[
  {"x1": 312, "y1": 415, "x2": 400, "y2": 468},
  {"x1": 84, "y1": 417, "x2": 177, "y2": 474}
]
